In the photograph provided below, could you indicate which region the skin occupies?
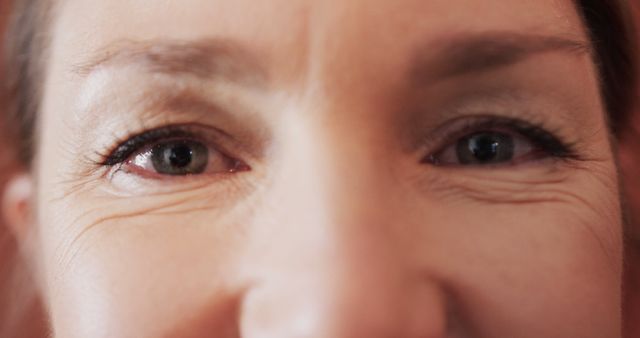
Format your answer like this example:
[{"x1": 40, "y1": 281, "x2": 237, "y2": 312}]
[{"x1": 2, "y1": 0, "x2": 627, "y2": 337}]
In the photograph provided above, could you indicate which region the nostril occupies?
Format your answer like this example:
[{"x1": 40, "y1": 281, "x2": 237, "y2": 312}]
[
  {"x1": 162, "y1": 291, "x2": 243, "y2": 338},
  {"x1": 403, "y1": 287, "x2": 449, "y2": 338}
]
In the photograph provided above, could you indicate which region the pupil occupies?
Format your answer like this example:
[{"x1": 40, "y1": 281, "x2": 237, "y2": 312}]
[
  {"x1": 456, "y1": 132, "x2": 514, "y2": 165},
  {"x1": 469, "y1": 134, "x2": 499, "y2": 162},
  {"x1": 167, "y1": 144, "x2": 193, "y2": 168}
]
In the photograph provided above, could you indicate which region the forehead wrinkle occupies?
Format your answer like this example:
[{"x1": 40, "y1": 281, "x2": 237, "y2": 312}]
[
  {"x1": 411, "y1": 31, "x2": 592, "y2": 84},
  {"x1": 71, "y1": 38, "x2": 268, "y2": 87}
]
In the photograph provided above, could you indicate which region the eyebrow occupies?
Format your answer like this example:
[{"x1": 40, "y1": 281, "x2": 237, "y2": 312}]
[
  {"x1": 75, "y1": 33, "x2": 589, "y2": 90},
  {"x1": 74, "y1": 39, "x2": 267, "y2": 86},
  {"x1": 411, "y1": 32, "x2": 592, "y2": 84}
]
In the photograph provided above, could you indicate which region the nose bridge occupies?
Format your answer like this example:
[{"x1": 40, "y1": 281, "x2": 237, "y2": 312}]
[
  {"x1": 266, "y1": 109, "x2": 396, "y2": 269},
  {"x1": 238, "y1": 114, "x2": 448, "y2": 337},
  {"x1": 268, "y1": 106, "x2": 392, "y2": 246}
]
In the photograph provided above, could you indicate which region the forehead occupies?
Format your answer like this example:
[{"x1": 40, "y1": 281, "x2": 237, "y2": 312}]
[
  {"x1": 53, "y1": 0, "x2": 584, "y2": 35},
  {"x1": 50, "y1": 0, "x2": 587, "y2": 81}
]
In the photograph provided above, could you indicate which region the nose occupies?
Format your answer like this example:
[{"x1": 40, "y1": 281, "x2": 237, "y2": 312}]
[
  {"x1": 237, "y1": 117, "x2": 449, "y2": 338},
  {"x1": 239, "y1": 248, "x2": 449, "y2": 338}
]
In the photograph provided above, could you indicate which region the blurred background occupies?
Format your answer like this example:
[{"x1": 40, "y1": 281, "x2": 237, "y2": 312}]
[{"x1": 0, "y1": 1, "x2": 638, "y2": 337}]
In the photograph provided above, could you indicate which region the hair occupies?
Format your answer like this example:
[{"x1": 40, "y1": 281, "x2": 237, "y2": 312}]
[
  {"x1": 3, "y1": 0, "x2": 53, "y2": 166},
  {"x1": 578, "y1": 0, "x2": 638, "y2": 135}
]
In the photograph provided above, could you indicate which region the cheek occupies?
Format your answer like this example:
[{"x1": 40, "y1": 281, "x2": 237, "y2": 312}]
[
  {"x1": 462, "y1": 207, "x2": 620, "y2": 335},
  {"x1": 404, "y1": 165, "x2": 622, "y2": 336},
  {"x1": 36, "y1": 193, "x2": 253, "y2": 338}
]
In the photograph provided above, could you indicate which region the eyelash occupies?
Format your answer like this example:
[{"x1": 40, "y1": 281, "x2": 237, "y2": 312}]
[
  {"x1": 97, "y1": 125, "x2": 216, "y2": 166},
  {"x1": 423, "y1": 115, "x2": 579, "y2": 165}
]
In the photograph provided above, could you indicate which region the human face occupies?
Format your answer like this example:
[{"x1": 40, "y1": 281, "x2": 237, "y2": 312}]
[{"x1": 31, "y1": 0, "x2": 621, "y2": 337}]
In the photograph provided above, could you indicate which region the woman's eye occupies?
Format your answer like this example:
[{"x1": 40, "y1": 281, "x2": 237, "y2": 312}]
[
  {"x1": 455, "y1": 131, "x2": 518, "y2": 165},
  {"x1": 429, "y1": 130, "x2": 539, "y2": 166},
  {"x1": 122, "y1": 139, "x2": 247, "y2": 177}
]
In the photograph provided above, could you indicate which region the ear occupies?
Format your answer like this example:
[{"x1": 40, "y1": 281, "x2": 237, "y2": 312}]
[{"x1": 2, "y1": 173, "x2": 35, "y2": 246}]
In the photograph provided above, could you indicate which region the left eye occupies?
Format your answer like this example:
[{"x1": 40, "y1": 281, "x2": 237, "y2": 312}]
[
  {"x1": 124, "y1": 139, "x2": 246, "y2": 176},
  {"x1": 428, "y1": 130, "x2": 536, "y2": 166}
]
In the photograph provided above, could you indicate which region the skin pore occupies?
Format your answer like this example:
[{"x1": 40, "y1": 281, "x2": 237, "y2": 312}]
[{"x1": 2, "y1": 0, "x2": 625, "y2": 337}]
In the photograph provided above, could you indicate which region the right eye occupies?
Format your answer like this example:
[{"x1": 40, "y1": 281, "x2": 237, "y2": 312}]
[
  {"x1": 101, "y1": 126, "x2": 250, "y2": 178},
  {"x1": 120, "y1": 138, "x2": 248, "y2": 178}
]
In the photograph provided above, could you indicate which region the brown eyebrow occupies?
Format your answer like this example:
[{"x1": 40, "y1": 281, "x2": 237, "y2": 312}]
[
  {"x1": 74, "y1": 39, "x2": 267, "y2": 86},
  {"x1": 411, "y1": 32, "x2": 592, "y2": 84}
]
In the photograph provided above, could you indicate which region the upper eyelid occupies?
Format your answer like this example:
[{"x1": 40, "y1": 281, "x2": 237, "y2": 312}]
[
  {"x1": 85, "y1": 85, "x2": 270, "y2": 165},
  {"x1": 401, "y1": 81, "x2": 588, "y2": 147},
  {"x1": 74, "y1": 69, "x2": 271, "y2": 164}
]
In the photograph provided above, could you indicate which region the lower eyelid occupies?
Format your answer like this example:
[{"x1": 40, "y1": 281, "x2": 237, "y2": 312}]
[{"x1": 103, "y1": 167, "x2": 246, "y2": 197}]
